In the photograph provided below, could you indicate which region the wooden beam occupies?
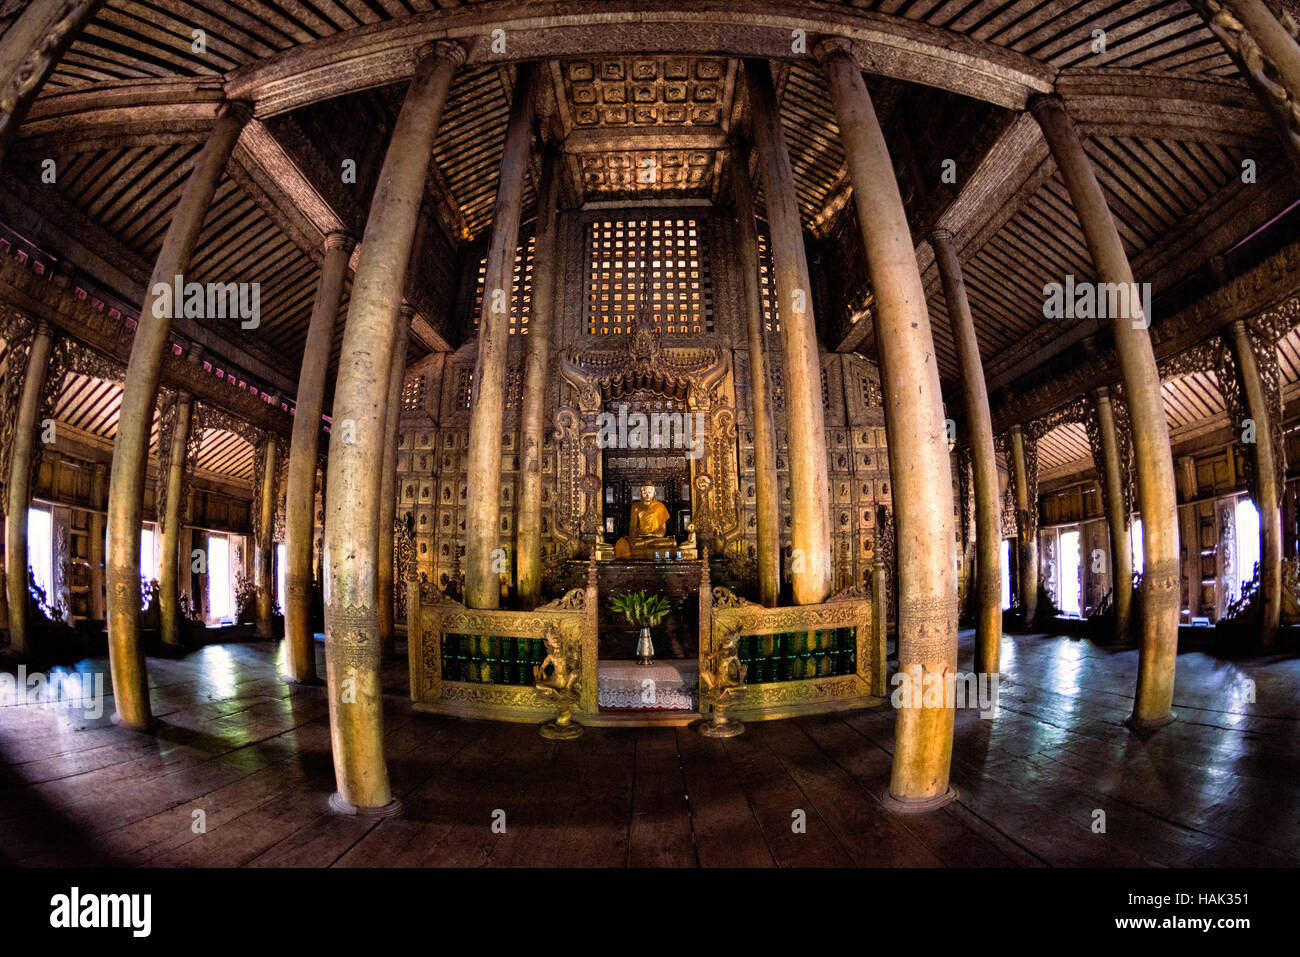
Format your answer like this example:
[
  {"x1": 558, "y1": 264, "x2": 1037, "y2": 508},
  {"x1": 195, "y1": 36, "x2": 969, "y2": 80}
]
[
  {"x1": 0, "y1": 255, "x2": 294, "y2": 438},
  {"x1": 834, "y1": 111, "x2": 1049, "y2": 354},
  {"x1": 224, "y1": 1, "x2": 1055, "y2": 116},
  {"x1": 989, "y1": 237, "x2": 1300, "y2": 433}
]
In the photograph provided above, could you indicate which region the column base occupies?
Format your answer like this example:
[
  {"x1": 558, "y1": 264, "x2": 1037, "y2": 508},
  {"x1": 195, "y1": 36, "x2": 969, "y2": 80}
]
[
  {"x1": 279, "y1": 674, "x2": 324, "y2": 687},
  {"x1": 328, "y1": 793, "x2": 404, "y2": 818},
  {"x1": 1125, "y1": 710, "x2": 1176, "y2": 731},
  {"x1": 111, "y1": 712, "x2": 156, "y2": 734},
  {"x1": 880, "y1": 785, "x2": 959, "y2": 815}
]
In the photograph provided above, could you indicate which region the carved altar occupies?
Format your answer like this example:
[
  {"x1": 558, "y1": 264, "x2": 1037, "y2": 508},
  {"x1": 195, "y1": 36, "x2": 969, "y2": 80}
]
[{"x1": 551, "y1": 322, "x2": 741, "y2": 559}]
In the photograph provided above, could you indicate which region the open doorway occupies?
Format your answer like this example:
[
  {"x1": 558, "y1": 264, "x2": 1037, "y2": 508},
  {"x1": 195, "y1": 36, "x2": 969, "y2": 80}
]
[{"x1": 1059, "y1": 528, "x2": 1082, "y2": 616}]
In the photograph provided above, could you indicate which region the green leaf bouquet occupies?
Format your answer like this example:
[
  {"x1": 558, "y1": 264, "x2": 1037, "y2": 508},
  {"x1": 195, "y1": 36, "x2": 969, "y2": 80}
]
[{"x1": 609, "y1": 590, "x2": 673, "y2": 628}]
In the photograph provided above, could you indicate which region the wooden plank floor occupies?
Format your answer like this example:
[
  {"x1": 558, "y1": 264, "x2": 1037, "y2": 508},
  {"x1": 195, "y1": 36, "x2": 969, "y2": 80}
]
[{"x1": 1, "y1": 629, "x2": 1297, "y2": 867}]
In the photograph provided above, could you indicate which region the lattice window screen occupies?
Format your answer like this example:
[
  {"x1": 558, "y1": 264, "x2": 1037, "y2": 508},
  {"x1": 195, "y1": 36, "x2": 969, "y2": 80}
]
[
  {"x1": 454, "y1": 368, "x2": 474, "y2": 410},
  {"x1": 473, "y1": 236, "x2": 536, "y2": 335},
  {"x1": 757, "y1": 230, "x2": 780, "y2": 336},
  {"x1": 584, "y1": 217, "x2": 713, "y2": 335},
  {"x1": 401, "y1": 374, "x2": 425, "y2": 411}
]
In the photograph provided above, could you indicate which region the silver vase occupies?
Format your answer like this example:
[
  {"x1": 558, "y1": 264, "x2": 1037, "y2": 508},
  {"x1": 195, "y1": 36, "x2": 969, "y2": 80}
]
[{"x1": 636, "y1": 626, "x2": 655, "y2": 665}]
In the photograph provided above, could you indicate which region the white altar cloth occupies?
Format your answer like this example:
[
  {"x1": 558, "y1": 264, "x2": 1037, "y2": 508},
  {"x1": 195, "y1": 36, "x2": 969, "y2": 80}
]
[{"x1": 598, "y1": 659, "x2": 699, "y2": 710}]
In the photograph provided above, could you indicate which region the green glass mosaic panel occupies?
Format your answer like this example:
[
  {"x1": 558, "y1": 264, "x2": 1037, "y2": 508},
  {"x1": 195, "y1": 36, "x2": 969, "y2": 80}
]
[
  {"x1": 442, "y1": 633, "x2": 546, "y2": 686},
  {"x1": 735, "y1": 627, "x2": 856, "y2": 684}
]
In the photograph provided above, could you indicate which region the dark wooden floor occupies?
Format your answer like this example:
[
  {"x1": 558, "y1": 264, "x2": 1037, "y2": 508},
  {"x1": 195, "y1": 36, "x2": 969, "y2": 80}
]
[{"x1": 1, "y1": 629, "x2": 1297, "y2": 867}]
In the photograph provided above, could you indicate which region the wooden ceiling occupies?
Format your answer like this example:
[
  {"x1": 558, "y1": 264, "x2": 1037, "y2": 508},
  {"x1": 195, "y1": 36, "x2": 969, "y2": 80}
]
[
  {"x1": 37, "y1": 2, "x2": 1235, "y2": 88},
  {"x1": 1037, "y1": 326, "x2": 1300, "y2": 476},
  {"x1": 6, "y1": 0, "x2": 1293, "y2": 487}
]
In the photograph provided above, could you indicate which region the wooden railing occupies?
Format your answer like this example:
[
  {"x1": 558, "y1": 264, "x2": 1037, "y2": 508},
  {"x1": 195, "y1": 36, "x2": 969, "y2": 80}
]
[
  {"x1": 407, "y1": 553, "x2": 599, "y2": 722},
  {"x1": 700, "y1": 560, "x2": 885, "y2": 722}
]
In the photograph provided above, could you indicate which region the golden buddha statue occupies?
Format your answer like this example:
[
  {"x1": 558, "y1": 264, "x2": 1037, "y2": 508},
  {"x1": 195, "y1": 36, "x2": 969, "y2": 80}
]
[{"x1": 615, "y1": 484, "x2": 679, "y2": 559}]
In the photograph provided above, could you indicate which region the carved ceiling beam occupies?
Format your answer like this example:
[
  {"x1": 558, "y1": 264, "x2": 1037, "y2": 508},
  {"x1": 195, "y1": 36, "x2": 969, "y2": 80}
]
[
  {"x1": 0, "y1": 170, "x2": 299, "y2": 395},
  {"x1": 222, "y1": 2, "x2": 1055, "y2": 117},
  {"x1": 15, "y1": 77, "x2": 225, "y2": 154},
  {"x1": 981, "y1": 171, "x2": 1299, "y2": 392},
  {"x1": 989, "y1": 237, "x2": 1300, "y2": 432},
  {"x1": 834, "y1": 111, "x2": 1049, "y2": 354},
  {"x1": 231, "y1": 119, "x2": 349, "y2": 265},
  {"x1": 0, "y1": 255, "x2": 293, "y2": 437},
  {"x1": 564, "y1": 127, "x2": 730, "y2": 152},
  {"x1": 1056, "y1": 69, "x2": 1275, "y2": 146}
]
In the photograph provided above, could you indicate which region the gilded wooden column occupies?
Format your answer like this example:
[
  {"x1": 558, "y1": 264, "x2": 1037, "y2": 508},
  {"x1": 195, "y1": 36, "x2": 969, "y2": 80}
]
[
  {"x1": 5, "y1": 320, "x2": 56, "y2": 656},
  {"x1": 377, "y1": 304, "x2": 413, "y2": 656},
  {"x1": 1191, "y1": 0, "x2": 1300, "y2": 171},
  {"x1": 324, "y1": 41, "x2": 461, "y2": 814},
  {"x1": 88, "y1": 462, "x2": 106, "y2": 621},
  {"x1": 464, "y1": 61, "x2": 539, "y2": 610},
  {"x1": 732, "y1": 137, "x2": 781, "y2": 608},
  {"x1": 1227, "y1": 318, "x2": 1283, "y2": 645},
  {"x1": 1009, "y1": 423, "x2": 1038, "y2": 627},
  {"x1": 157, "y1": 390, "x2": 194, "y2": 648},
  {"x1": 253, "y1": 427, "x2": 279, "y2": 639},
  {"x1": 745, "y1": 58, "x2": 832, "y2": 606},
  {"x1": 1092, "y1": 387, "x2": 1134, "y2": 640},
  {"x1": 0, "y1": 0, "x2": 108, "y2": 164},
  {"x1": 931, "y1": 228, "x2": 1001, "y2": 673},
  {"x1": 1032, "y1": 95, "x2": 1180, "y2": 727},
  {"x1": 516, "y1": 141, "x2": 562, "y2": 610},
  {"x1": 105, "y1": 99, "x2": 250, "y2": 730},
  {"x1": 818, "y1": 41, "x2": 958, "y2": 810},
  {"x1": 283, "y1": 231, "x2": 353, "y2": 684}
]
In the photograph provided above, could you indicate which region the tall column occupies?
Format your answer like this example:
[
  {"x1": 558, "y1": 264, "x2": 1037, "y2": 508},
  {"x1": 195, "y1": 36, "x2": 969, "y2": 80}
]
[
  {"x1": 0, "y1": 0, "x2": 108, "y2": 164},
  {"x1": 324, "y1": 41, "x2": 461, "y2": 814},
  {"x1": 464, "y1": 61, "x2": 539, "y2": 610},
  {"x1": 931, "y1": 228, "x2": 1001, "y2": 673},
  {"x1": 1226, "y1": 0, "x2": 1300, "y2": 90},
  {"x1": 745, "y1": 58, "x2": 832, "y2": 606},
  {"x1": 1009, "y1": 424, "x2": 1038, "y2": 628},
  {"x1": 1093, "y1": 387, "x2": 1135, "y2": 641},
  {"x1": 818, "y1": 41, "x2": 958, "y2": 811},
  {"x1": 5, "y1": 320, "x2": 56, "y2": 656},
  {"x1": 157, "y1": 391, "x2": 194, "y2": 647},
  {"x1": 516, "y1": 141, "x2": 561, "y2": 610},
  {"x1": 88, "y1": 462, "x2": 106, "y2": 621},
  {"x1": 1227, "y1": 318, "x2": 1283, "y2": 645},
  {"x1": 377, "y1": 304, "x2": 412, "y2": 655},
  {"x1": 732, "y1": 138, "x2": 781, "y2": 608},
  {"x1": 283, "y1": 231, "x2": 353, "y2": 684},
  {"x1": 105, "y1": 99, "x2": 250, "y2": 730},
  {"x1": 253, "y1": 427, "x2": 278, "y2": 639},
  {"x1": 1177, "y1": 455, "x2": 1201, "y2": 622},
  {"x1": 1192, "y1": 1, "x2": 1300, "y2": 172},
  {"x1": 1032, "y1": 95, "x2": 1180, "y2": 727}
]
